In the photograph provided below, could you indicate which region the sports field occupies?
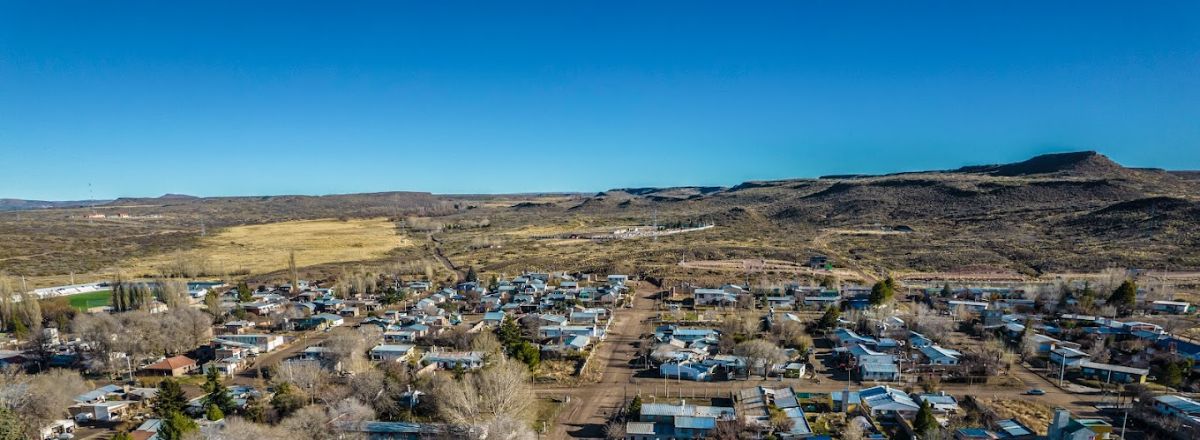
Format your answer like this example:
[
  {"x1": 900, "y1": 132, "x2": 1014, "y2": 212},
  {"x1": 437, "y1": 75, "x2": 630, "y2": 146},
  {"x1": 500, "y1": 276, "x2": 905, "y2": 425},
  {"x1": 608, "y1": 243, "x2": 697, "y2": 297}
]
[{"x1": 64, "y1": 290, "x2": 112, "y2": 310}]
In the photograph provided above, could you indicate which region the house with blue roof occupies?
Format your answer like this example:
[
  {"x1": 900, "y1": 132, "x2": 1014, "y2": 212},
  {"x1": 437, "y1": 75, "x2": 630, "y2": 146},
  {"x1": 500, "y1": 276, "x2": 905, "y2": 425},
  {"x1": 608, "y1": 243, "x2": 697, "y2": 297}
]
[
  {"x1": 1154, "y1": 395, "x2": 1200, "y2": 428},
  {"x1": 955, "y1": 428, "x2": 999, "y2": 440},
  {"x1": 833, "y1": 328, "x2": 878, "y2": 347},
  {"x1": 634, "y1": 401, "x2": 735, "y2": 439},
  {"x1": 481, "y1": 311, "x2": 506, "y2": 327},
  {"x1": 909, "y1": 331, "x2": 933, "y2": 349},
  {"x1": 1050, "y1": 347, "x2": 1090, "y2": 367},
  {"x1": 659, "y1": 361, "x2": 717, "y2": 381},
  {"x1": 994, "y1": 418, "x2": 1036, "y2": 440},
  {"x1": 735, "y1": 386, "x2": 812, "y2": 439},
  {"x1": 859, "y1": 385, "x2": 919, "y2": 419},
  {"x1": 919, "y1": 345, "x2": 962, "y2": 365},
  {"x1": 917, "y1": 392, "x2": 960, "y2": 414}
]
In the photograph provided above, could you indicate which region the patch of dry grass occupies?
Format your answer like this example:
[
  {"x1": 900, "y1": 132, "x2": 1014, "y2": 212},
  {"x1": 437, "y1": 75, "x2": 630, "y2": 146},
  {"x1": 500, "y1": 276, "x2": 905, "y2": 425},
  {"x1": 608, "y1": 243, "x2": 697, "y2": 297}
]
[
  {"x1": 129, "y1": 218, "x2": 410, "y2": 276},
  {"x1": 978, "y1": 398, "x2": 1052, "y2": 435}
]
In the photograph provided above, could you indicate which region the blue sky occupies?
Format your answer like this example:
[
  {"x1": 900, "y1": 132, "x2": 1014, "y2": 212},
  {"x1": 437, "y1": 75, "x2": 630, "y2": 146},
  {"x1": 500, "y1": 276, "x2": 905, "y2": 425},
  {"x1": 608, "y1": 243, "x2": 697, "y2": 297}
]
[{"x1": 2, "y1": 1, "x2": 1198, "y2": 199}]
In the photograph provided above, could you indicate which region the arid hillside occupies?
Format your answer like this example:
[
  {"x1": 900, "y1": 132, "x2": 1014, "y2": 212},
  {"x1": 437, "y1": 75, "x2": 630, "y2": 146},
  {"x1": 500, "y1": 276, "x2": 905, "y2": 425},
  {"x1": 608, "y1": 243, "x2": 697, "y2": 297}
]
[{"x1": 2, "y1": 151, "x2": 1198, "y2": 286}]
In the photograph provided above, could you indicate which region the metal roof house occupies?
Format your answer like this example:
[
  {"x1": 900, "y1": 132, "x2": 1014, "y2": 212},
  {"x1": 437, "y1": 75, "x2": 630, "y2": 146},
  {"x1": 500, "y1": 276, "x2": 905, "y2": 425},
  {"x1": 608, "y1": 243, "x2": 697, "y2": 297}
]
[
  {"x1": 736, "y1": 386, "x2": 812, "y2": 439},
  {"x1": 636, "y1": 401, "x2": 736, "y2": 439},
  {"x1": 369, "y1": 344, "x2": 416, "y2": 363},
  {"x1": 919, "y1": 345, "x2": 962, "y2": 365},
  {"x1": 858, "y1": 386, "x2": 919, "y2": 419}
]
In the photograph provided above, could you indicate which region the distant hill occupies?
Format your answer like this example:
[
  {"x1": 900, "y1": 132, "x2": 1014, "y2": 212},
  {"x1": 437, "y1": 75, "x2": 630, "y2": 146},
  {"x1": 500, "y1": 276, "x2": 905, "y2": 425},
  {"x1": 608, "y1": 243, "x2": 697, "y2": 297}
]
[
  {"x1": 0, "y1": 198, "x2": 110, "y2": 212},
  {"x1": 4, "y1": 151, "x2": 1200, "y2": 278},
  {"x1": 550, "y1": 151, "x2": 1200, "y2": 273}
]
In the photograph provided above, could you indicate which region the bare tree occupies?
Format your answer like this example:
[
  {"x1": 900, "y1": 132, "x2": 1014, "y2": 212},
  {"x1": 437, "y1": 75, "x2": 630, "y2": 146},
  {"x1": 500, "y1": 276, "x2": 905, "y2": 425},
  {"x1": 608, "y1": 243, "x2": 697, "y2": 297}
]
[
  {"x1": 346, "y1": 369, "x2": 403, "y2": 419},
  {"x1": 733, "y1": 339, "x2": 788, "y2": 379},
  {"x1": 156, "y1": 278, "x2": 189, "y2": 310},
  {"x1": 432, "y1": 359, "x2": 535, "y2": 428},
  {"x1": 842, "y1": 416, "x2": 865, "y2": 440},
  {"x1": 603, "y1": 419, "x2": 626, "y2": 440},
  {"x1": 479, "y1": 415, "x2": 536, "y2": 440},
  {"x1": 469, "y1": 331, "x2": 504, "y2": 364},
  {"x1": 276, "y1": 361, "x2": 332, "y2": 401},
  {"x1": 289, "y1": 250, "x2": 301, "y2": 294},
  {"x1": 0, "y1": 367, "x2": 90, "y2": 438},
  {"x1": 325, "y1": 327, "x2": 381, "y2": 374}
]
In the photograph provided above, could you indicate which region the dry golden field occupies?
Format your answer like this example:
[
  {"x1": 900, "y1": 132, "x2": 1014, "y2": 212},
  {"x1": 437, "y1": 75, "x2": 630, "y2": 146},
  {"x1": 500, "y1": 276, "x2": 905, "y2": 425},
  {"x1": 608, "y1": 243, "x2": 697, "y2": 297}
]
[{"x1": 127, "y1": 218, "x2": 410, "y2": 277}]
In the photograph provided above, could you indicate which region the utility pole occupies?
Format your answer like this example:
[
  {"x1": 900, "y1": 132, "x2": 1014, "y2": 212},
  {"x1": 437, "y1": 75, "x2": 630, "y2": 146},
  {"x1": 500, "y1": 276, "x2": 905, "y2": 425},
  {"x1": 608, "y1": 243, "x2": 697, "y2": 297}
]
[{"x1": 1059, "y1": 356, "x2": 1066, "y2": 387}]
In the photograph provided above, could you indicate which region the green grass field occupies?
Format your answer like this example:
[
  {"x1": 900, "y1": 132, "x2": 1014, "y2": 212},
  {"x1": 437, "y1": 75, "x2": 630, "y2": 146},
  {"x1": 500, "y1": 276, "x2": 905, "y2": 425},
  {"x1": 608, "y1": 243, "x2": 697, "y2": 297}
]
[{"x1": 65, "y1": 290, "x2": 112, "y2": 310}]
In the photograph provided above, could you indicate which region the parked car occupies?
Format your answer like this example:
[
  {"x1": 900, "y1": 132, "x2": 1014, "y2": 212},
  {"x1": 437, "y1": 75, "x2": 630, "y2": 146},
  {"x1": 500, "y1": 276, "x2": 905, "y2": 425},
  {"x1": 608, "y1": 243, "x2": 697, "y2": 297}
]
[{"x1": 1026, "y1": 389, "x2": 1046, "y2": 396}]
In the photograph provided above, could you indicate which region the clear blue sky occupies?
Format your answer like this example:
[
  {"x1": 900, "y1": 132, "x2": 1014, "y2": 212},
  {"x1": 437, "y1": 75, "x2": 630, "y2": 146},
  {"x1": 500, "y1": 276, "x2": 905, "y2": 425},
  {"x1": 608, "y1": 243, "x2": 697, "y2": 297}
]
[{"x1": 2, "y1": 1, "x2": 1198, "y2": 200}]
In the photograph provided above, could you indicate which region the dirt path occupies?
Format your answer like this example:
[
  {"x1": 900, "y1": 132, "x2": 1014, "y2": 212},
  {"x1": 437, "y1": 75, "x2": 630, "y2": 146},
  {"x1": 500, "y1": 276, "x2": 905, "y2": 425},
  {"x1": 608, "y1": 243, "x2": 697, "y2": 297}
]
[{"x1": 428, "y1": 234, "x2": 464, "y2": 283}]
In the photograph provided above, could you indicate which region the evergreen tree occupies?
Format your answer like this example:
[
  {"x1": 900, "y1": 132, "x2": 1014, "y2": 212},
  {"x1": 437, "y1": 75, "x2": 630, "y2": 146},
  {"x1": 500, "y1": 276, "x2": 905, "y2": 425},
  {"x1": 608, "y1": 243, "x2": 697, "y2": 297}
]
[
  {"x1": 0, "y1": 406, "x2": 22, "y2": 440},
  {"x1": 154, "y1": 378, "x2": 188, "y2": 417},
  {"x1": 158, "y1": 411, "x2": 197, "y2": 440},
  {"x1": 913, "y1": 399, "x2": 937, "y2": 435},
  {"x1": 1109, "y1": 280, "x2": 1138, "y2": 315},
  {"x1": 1162, "y1": 362, "x2": 1185, "y2": 388},
  {"x1": 941, "y1": 283, "x2": 953, "y2": 297},
  {"x1": 236, "y1": 281, "x2": 253, "y2": 302},
  {"x1": 203, "y1": 368, "x2": 235, "y2": 414},
  {"x1": 497, "y1": 315, "x2": 522, "y2": 347},
  {"x1": 869, "y1": 280, "x2": 893, "y2": 306},
  {"x1": 511, "y1": 340, "x2": 540, "y2": 370},
  {"x1": 817, "y1": 306, "x2": 840, "y2": 330},
  {"x1": 270, "y1": 382, "x2": 304, "y2": 418},
  {"x1": 627, "y1": 395, "x2": 642, "y2": 419},
  {"x1": 465, "y1": 266, "x2": 478, "y2": 283},
  {"x1": 205, "y1": 404, "x2": 224, "y2": 421}
]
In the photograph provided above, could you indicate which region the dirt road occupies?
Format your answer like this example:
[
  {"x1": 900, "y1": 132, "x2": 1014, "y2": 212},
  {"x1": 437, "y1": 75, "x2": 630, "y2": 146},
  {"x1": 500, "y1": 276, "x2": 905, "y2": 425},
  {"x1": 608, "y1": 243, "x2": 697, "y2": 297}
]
[
  {"x1": 538, "y1": 287, "x2": 1104, "y2": 439},
  {"x1": 543, "y1": 285, "x2": 658, "y2": 439}
]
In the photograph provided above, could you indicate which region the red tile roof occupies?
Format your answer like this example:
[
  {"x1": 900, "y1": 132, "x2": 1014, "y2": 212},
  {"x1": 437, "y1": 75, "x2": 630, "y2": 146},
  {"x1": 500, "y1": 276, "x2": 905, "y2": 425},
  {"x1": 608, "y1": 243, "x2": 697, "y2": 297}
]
[{"x1": 144, "y1": 355, "x2": 196, "y2": 371}]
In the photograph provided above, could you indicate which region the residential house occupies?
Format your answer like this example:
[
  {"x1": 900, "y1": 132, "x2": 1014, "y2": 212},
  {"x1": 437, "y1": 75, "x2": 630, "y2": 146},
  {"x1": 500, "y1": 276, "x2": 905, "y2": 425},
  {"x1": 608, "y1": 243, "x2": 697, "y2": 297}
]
[
  {"x1": 1078, "y1": 362, "x2": 1148, "y2": 384},
  {"x1": 659, "y1": 361, "x2": 716, "y2": 381},
  {"x1": 222, "y1": 320, "x2": 256, "y2": 334},
  {"x1": 39, "y1": 419, "x2": 76, "y2": 440},
  {"x1": 833, "y1": 328, "x2": 879, "y2": 347},
  {"x1": 917, "y1": 392, "x2": 961, "y2": 415},
  {"x1": 538, "y1": 325, "x2": 603, "y2": 340},
  {"x1": 1047, "y1": 408, "x2": 1112, "y2": 440},
  {"x1": 694, "y1": 288, "x2": 739, "y2": 306},
  {"x1": 370, "y1": 344, "x2": 416, "y2": 363},
  {"x1": 633, "y1": 402, "x2": 736, "y2": 439},
  {"x1": 1152, "y1": 300, "x2": 1191, "y2": 314},
  {"x1": 215, "y1": 334, "x2": 284, "y2": 352},
  {"x1": 142, "y1": 355, "x2": 197, "y2": 377},
  {"x1": 955, "y1": 428, "x2": 999, "y2": 440},
  {"x1": 858, "y1": 386, "x2": 920, "y2": 420},
  {"x1": 994, "y1": 419, "x2": 1036, "y2": 440},
  {"x1": 920, "y1": 345, "x2": 962, "y2": 366},
  {"x1": 421, "y1": 351, "x2": 484, "y2": 371},
  {"x1": 735, "y1": 386, "x2": 812, "y2": 439},
  {"x1": 1153, "y1": 395, "x2": 1200, "y2": 428},
  {"x1": 481, "y1": 311, "x2": 506, "y2": 327},
  {"x1": 1050, "y1": 347, "x2": 1090, "y2": 367}
]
